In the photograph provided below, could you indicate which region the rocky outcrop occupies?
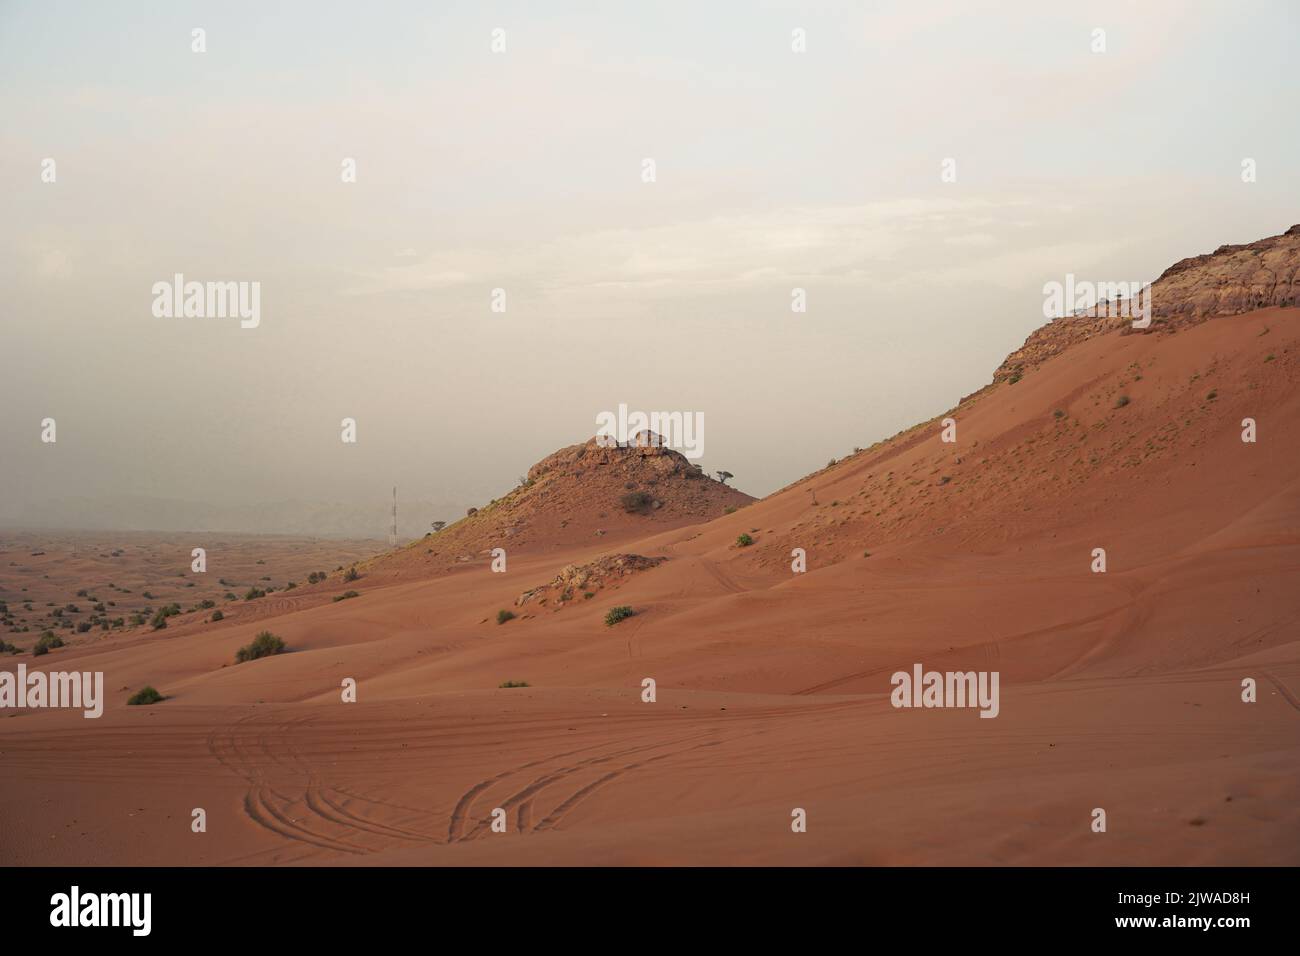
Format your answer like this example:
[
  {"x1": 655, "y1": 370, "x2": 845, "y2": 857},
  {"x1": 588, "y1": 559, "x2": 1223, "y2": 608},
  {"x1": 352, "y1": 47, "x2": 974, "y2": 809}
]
[
  {"x1": 1151, "y1": 224, "x2": 1300, "y2": 320},
  {"x1": 516, "y1": 553, "x2": 666, "y2": 607},
  {"x1": 993, "y1": 224, "x2": 1300, "y2": 383}
]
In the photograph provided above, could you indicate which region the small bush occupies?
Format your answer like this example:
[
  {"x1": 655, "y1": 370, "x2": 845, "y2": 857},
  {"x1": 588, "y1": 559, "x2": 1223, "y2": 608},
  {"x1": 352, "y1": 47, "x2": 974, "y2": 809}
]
[
  {"x1": 235, "y1": 631, "x2": 285, "y2": 663},
  {"x1": 1205, "y1": 390, "x2": 1217, "y2": 400},
  {"x1": 604, "y1": 606, "x2": 635, "y2": 626},
  {"x1": 333, "y1": 590, "x2": 360, "y2": 602},
  {"x1": 1008, "y1": 372, "x2": 1022, "y2": 384},
  {"x1": 497, "y1": 609, "x2": 515, "y2": 625},
  {"x1": 620, "y1": 490, "x2": 654, "y2": 513},
  {"x1": 127, "y1": 686, "x2": 165, "y2": 706},
  {"x1": 1114, "y1": 395, "x2": 1130, "y2": 408},
  {"x1": 77, "y1": 621, "x2": 92, "y2": 633},
  {"x1": 244, "y1": 587, "x2": 266, "y2": 601},
  {"x1": 35, "y1": 631, "x2": 64, "y2": 653},
  {"x1": 736, "y1": 533, "x2": 754, "y2": 547},
  {"x1": 498, "y1": 680, "x2": 530, "y2": 688},
  {"x1": 1053, "y1": 409, "x2": 1065, "y2": 419},
  {"x1": 343, "y1": 566, "x2": 360, "y2": 583},
  {"x1": 210, "y1": 610, "x2": 224, "y2": 622}
]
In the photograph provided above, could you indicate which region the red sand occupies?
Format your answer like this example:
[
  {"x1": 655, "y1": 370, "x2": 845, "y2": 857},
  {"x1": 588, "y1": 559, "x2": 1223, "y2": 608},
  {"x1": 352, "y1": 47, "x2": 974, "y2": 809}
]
[{"x1": 2, "y1": 307, "x2": 1298, "y2": 866}]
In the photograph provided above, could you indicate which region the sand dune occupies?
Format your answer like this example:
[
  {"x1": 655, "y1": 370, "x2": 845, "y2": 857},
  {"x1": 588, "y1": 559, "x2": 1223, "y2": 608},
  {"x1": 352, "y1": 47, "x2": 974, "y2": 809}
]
[{"x1": 3, "y1": 295, "x2": 1299, "y2": 865}]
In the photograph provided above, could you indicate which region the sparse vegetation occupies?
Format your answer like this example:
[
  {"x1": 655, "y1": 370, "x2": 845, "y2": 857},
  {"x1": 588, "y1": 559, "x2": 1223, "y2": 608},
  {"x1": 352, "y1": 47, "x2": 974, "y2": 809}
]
[
  {"x1": 1206, "y1": 390, "x2": 1218, "y2": 400},
  {"x1": 1114, "y1": 395, "x2": 1131, "y2": 408},
  {"x1": 235, "y1": 631, "x2": 285, "y2": 663},
  {"x1": 34, "y1": 631, "x2": 64, "y2": 654},
  {"x1": 343, "y1": 566, "x2": 360, "y2": 583},
  {"x1": 620, "y1": 490, "x2": 654, "y2": 513},
  {"x1": 243, "y1": 587, "x2": 266, "y2": 601},
  {"x1": 497, "y1": 609, "x2": 516, "y2": 625},
  {"x1": 736, "y1": 533, "x2": 754, "y2": 547},
  {"x1": 127, "y1": 686, "x2": 165, "y2": 706},
  {"x1": 604, "y1": 606, "x2": 635, "y2": 626},
  {"x1": 333, "y1": 590, "x2": 360, "y2": 602},
  {"x1": 498, "y1": 680, "x2": 530, "y2": 688},
  {"x1": 210, "y1": 610, "x2": 224, "y2": 622}
]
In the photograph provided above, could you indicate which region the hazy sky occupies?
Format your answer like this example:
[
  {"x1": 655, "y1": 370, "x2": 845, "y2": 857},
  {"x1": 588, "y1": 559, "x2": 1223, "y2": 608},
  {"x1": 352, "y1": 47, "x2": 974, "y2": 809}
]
[{"x1": 2, "y1": 0, "x2": 1297, "y2": 535}]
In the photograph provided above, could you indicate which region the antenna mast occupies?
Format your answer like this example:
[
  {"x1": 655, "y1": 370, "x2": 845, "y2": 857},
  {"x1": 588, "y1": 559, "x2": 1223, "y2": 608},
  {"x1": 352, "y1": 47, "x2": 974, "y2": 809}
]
[{"x1": 390, "y1": 485, "x2": 398, "y2": 546}]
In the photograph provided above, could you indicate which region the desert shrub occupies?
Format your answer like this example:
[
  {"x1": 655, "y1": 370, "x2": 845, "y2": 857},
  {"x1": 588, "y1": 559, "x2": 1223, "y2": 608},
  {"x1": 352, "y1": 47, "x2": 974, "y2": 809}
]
[
  {"x1": 76, "y1": 621, "x2": 92, "y2": 633},
  {"x1": 198, "y1": 599, "x2": 215, "y2": 609},
  {"x1": 497, "y1": 609, "x2": 515, "y2": 625},
  {"x1": 243, "y1": 587, "x2": 266, "y2": 601},
  {"x1": 210, "y1": 609, "x2": 224, "y2": 622},
  {"x1": 1206, "y1": 390, "x2": 1217, "y2": 400},
  {"x1": 1053, "y1": 409, "x2": 1065, "y2": 419},
  {"x1": 736, "y1": 533, "x2": 754, "y2": 547},
  {"x1": 620, "y1": 491, "x2": 653, "y2": 513},
  {"x1": 1008, "y1": 372, "x2": 1022, "y2": 384},
  {"x1": 127, "y1": 686, "x2": 165, "y2": 706},
  {"x1": 235, "y1": 631, "x2": 285, "y2": 663},
  {"x1": 343, "y1": 566, "x2": 360, "y2": 583},
  {"x1": 498, "y1": 680, "x2": 530, "y2": 688},
  {"x1": 604, "y1": 606, "x2": 635, "y2": 626},
  {"x1": 724, "y1": 505, "x2": 737, "y2": 514},
  {"x1": 1115, "y1": 395, "x2": 1130, "y2": 408},
  {"x1": 34, "y1": 632, "x2": 64, "y2": 654},
  {"x1": 333, "y1": 590, "x2": 359, "y2": 602}
]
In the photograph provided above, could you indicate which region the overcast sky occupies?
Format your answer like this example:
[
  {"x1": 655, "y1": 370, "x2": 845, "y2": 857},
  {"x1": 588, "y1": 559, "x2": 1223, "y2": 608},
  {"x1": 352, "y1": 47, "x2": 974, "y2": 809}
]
[{"x1": 2, "y1": 0, "x2": 1296, "y2": 535}]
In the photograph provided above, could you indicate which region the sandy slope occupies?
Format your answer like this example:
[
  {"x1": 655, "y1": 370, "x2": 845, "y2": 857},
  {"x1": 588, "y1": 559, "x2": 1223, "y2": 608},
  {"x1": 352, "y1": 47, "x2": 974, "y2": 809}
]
[{"x1": 2, "y1": 307, "x2": 1298, "y2": 866}]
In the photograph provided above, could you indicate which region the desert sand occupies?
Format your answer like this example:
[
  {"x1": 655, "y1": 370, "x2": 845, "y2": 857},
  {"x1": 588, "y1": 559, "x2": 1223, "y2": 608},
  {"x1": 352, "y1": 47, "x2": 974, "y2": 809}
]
[{"x1": 2, "y1": 289, "x2": 1299, "y2": 865}]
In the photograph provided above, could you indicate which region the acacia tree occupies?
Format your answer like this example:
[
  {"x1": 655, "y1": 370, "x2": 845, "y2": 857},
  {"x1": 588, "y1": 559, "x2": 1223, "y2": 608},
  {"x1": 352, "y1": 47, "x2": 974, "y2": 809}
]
[
  {"x1": 430, "y1": 521, "x2": 447, "y2": 533},
  {"x1": 716, "y1": 471, "x2": 734, "y2": 485}
]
